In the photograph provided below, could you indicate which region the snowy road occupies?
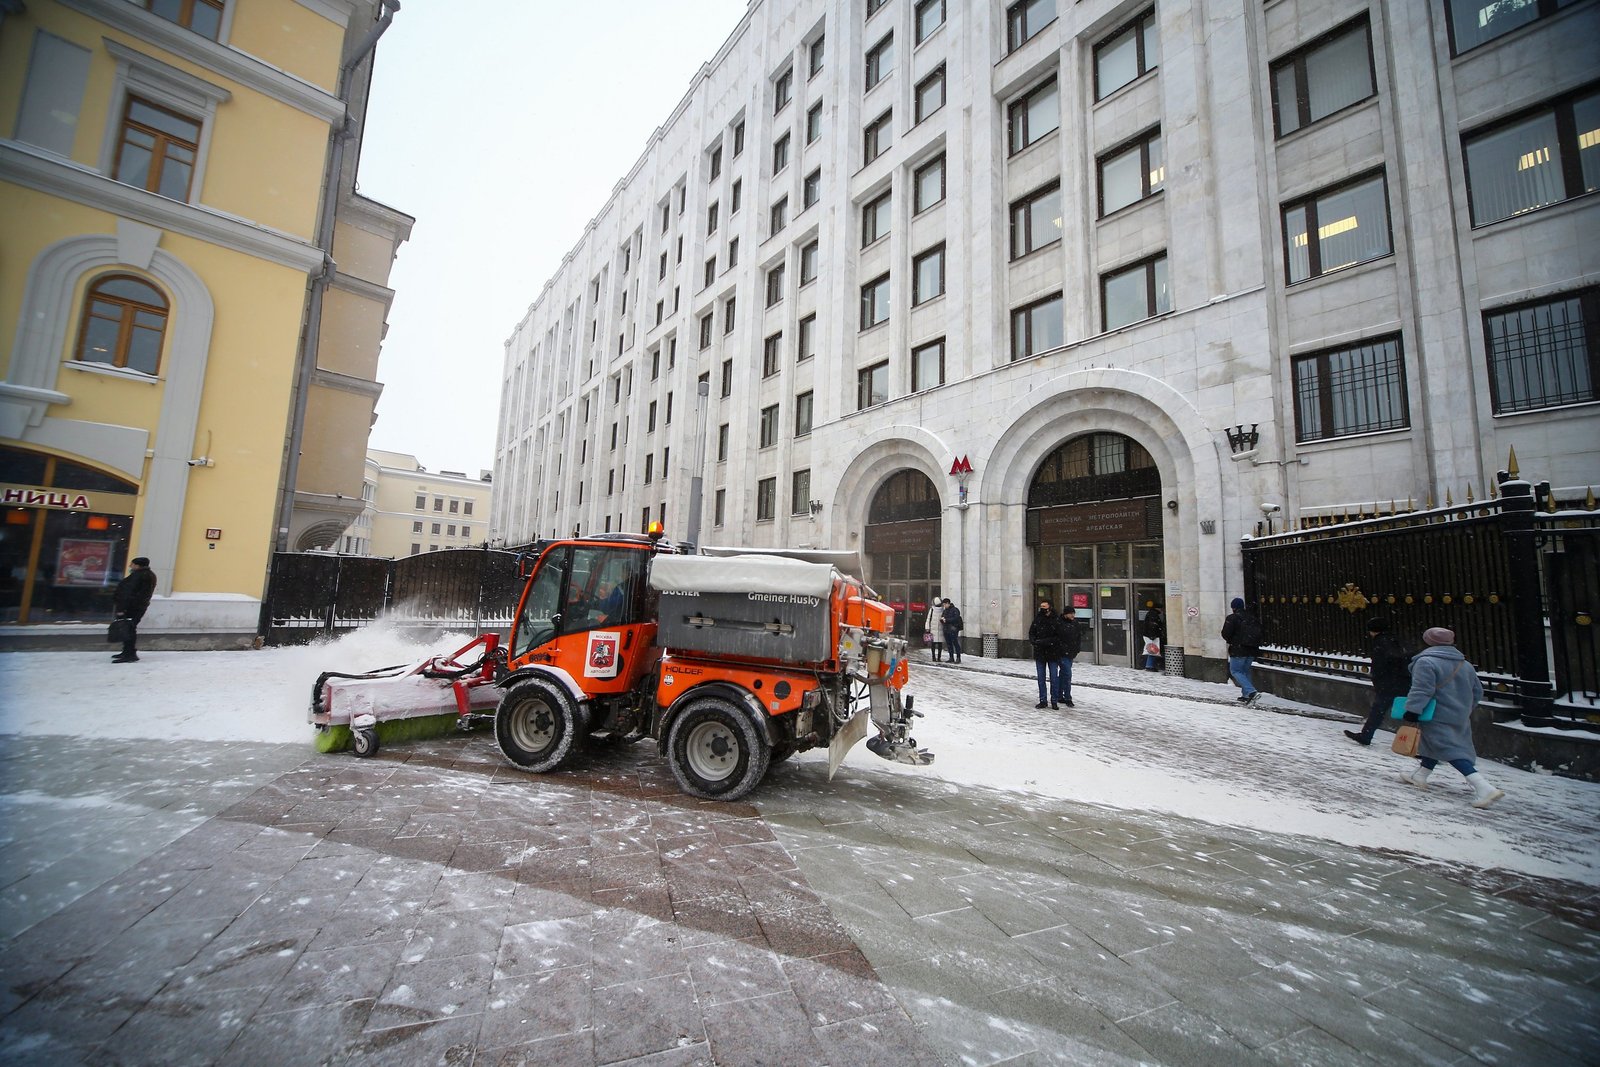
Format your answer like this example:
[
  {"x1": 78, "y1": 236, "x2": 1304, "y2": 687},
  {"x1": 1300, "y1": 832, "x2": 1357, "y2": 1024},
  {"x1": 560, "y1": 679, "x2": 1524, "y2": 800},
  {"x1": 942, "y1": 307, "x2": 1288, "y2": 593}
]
[{"x1": 3, "y1": 628, "x2": 1596, "y2": 888}]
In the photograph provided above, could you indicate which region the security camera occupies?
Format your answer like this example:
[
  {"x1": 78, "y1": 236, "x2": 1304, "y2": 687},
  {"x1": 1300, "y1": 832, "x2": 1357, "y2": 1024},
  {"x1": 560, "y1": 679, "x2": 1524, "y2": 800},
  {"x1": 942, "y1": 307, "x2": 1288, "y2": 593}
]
[
  {"x1": 1165, "y1": 499, "x2": 1178, "y2": 511},
  {"x1": 1260, "y1": 502, "x2": 1282, "y2": 514}
]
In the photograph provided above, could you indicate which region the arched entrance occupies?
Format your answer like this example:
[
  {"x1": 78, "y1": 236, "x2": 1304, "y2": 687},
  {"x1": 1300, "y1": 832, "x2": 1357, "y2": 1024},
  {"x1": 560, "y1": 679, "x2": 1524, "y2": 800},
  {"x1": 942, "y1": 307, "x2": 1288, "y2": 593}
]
[
  {"x1": 1, "y1": 445, "x2": 140, "y2": 624},
  {"x1": 1027, "y1": 432, "x2": 1164, "y2": 666},
  {"x1": 864, "y1": 469, "x2": 941, "y2": 641}
]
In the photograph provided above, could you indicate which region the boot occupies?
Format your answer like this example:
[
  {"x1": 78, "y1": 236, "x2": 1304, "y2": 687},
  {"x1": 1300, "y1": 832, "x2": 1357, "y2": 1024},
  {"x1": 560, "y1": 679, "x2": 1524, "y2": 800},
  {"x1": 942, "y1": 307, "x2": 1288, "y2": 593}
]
[
  {"x1": 1400, "y1": 764, "x2": 1431, "y2": 789},
  {"x1": 1466, "y1": 772, "x2": 1505, "y2": 809}
]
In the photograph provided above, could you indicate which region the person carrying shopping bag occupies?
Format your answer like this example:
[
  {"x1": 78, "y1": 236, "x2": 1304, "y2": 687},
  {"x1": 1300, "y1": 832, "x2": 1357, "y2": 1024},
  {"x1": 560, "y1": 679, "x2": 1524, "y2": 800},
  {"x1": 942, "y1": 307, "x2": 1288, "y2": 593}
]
[
  {"x1": 925, "y1": 600, "x2": 946, "y2": 661},
  {"x1": 1395, "y1": 627, "x2": 1505, "y2": 809}
]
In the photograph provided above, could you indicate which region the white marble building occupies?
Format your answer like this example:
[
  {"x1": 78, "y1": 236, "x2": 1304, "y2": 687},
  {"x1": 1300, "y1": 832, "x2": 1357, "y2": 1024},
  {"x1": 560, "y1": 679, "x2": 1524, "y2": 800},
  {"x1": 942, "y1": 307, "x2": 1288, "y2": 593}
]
[{"x1": 492, "y1": 0, "x2": 1600, "y2": 671}]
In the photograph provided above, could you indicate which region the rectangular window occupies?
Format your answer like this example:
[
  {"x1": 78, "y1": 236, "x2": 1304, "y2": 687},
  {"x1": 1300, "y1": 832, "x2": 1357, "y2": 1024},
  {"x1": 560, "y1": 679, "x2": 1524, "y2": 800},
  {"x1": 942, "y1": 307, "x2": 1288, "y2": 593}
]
[
  {"x1": 1283, "y1": 172, "x2": 1392, "y2": 283},
  {"x1": 809, "y1": 34, "x2": 825, "y2": 78},
  {"x1": 912, "y1": 338, "x2": 945, "y2": 392},
  {"x1": 770, "y1": 196, "x2": 789, "y2": 236},
  {"x1": 661, "y1": 202, "x2": 671, "y2": 233},
  {"x1": 916, "y1": 0, "x2": 946, "y2": 43},
  {"x1": 462, "y1": 525, "x2": 470, "y2": 539},
  {"x1": 763, "y1": 332, "x2": 783, "y2": 377},
  {"x1": 760, "y1": 404, "x2": 780, "y2": 448},
  {"x1": 1447, "y1": 0, "x2": 1577, "y2": 54},
  {"x1": 864, "y1": 110, "x2": 893, "y2": 163},
  {"x1": 431, "y1": 522, "x2": 441, "y2": 535},
  {"x1": 140, "y1": 0, "x2": 224, "y2": 38},
  {"x1": 464, "y1": 501, "x2": 474, "y2": 516},
  {"x1": 721, "y1": 358, "x2": 734, "y2": 397},
  {"x1": 1094, "y1": 8, "x2": 1158, "y2": 100},
  {"x1": 1293, "y1": 334, "x2": 1409, "y2": 441},
  {"x1": 415, "y1": 495, "x2": 426, "y2": 509},
  {"x1": 866, "y1": 33, "x2": 895, "y2": 89},
  {"x1": 798, "y1": 314, "x2": 817, "y2": 361},
  {"x1": 659, "y1": 252, "x2": 668, "y2": 280},
  {"x1": 791, "y1": 469, "x2": 812, "y2": 516},
  {"x1": 1271, "y1": 17, "x2": 1375, "y2": 138},
  {"x1": 724, "y1": 296, "x2": 737, "y2": 334},
  {"x1": 773, "y1": 132, "x2": 791, "y2": 173},
  {"x1": 914, "y1": 154, "x2": 946, "y2": 213},
  {"x1": 1008, "y1": 78, "x2": 1059, "y2": 155},
  {"x1": 1010, "y1": 181, "x2": 1063, "y2": 258},
  {"x1": 648, "y1": 400, "x2": 658, "y2": 432},
  {"x1": 913, "y1": 245, "x2": 946, "y2": 305},
  {"x1": 868, "y1": 0, "x2": 890, "y2": 15},
  {"x1": 757, "y1": 477, "x2": 777, "y2": 522},
  {"x1": 718, "y1": 422, "x2": 730, "y2": 461},
  {"x1": 1484, "y1": 288, "x2": 1599, "y2": 414},
  {"x1": 703, "y1": 257, "x2": 716, "y2": 289},
  {"x1": 644, "y1": 454, "x2": 654, "y2": 484},
  {"x1": 655, "y1": 300, "x2": 664, "y2": 325},
  {"x1": 709, "y1": 145, "x2": 722, "y2": 180},
  {"x1": 728, "y1": 237, "x2": 739, "y2": 268},
  {"x1": 699, "y1": 312, "x2": 714, "y2": 349},
  {"x1": 915, "y1": 66, "x2": 946, "y2": 124},
  {"x1": 434, "y1": 498, "x2": 443, "y2": 511},
  {"x1": 795, "y1": 390, "x2": 814, "y2": 436},
  {"x1": 607, "y1": 470, "x2": 616, "y2": 495},
  {"x1": 707, "y1": 201, "x2": 719, "y2": 235},
  {"x1": 857, "y1": 360, "x2": 889, "y2": 410},
  {"x1": 1006, "y1": 0, "x2": 1056, "y2": 53},
  {"x1": 731, "y1": 179, "x2": 742, "y2": 214},
  {"x1": 1011, "y1": 292, "x2": 1064, "y2": 359},
  {"x1": 115, "y1": 96, "x2": 201, "y2": 201},
  {"x1": 774, "y1": 67, "x2": 793, "y2": 113},
  {"x1": 766, "y1": 263, "x2": 786, "y2": 307},
  {"x1": 1463, "y1": 88, "x2": 1599, "y2": 227},
  {"x1": 807, "y1": 101, "x2": 823, "y2": 144},
  {"x1": 411, "y1": 544, "x2": 421, "y2": 556},
  {"x1": 803, "y1": 168, "x2": 822, "y2": 208},
  {"x1": 863, "y1": 190, "x2": 892, "y2": 245},
  {"x1": 800, "y1": 240, "x2": 819, "y2": 284},
  {"x1": 733, "y1": 120, "x2": 746, "y2": 156},
  {"x1": 1098, "y1": 129, "x2": 1164, "y2": 215},
  {"x1": 715, "y1": 487, "x2": 726, "y2": 526},
  {"x1": 1102, "y1": 254, "x2": 1171, "y2": 330},
  {"x1": 412, "y1": 520, "x2": 423, "y2": 533},
  {"x1": 861, "y1": 273, "x2": 891, "y2": 329}
]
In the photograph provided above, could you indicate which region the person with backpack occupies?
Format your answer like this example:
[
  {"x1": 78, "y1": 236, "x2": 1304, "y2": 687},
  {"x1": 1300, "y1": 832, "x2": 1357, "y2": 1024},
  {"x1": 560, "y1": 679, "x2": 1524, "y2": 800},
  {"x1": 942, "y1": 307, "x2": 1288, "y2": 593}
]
[
  {"x1": 1055, "y1": 608, "x2": 1081, "y2": 708},
  {"x1": 1220, "y1": 596, "x2": 1262, "y2": 704},
  {"x1": 939, "y1": 598, "x2": 964, "y2": 664},
  {"x1": 1344, "y1": 616, "x2": 1411, "y2": 746}
]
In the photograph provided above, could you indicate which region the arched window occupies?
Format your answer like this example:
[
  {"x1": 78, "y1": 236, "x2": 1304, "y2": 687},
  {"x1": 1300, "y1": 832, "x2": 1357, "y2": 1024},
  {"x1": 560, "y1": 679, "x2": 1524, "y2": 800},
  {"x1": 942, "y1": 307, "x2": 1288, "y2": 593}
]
[
  {"x1": 1028, "y1": 432, "x2": 1158, "y2": 507},
  {"x1": 75, "y1": 274, "x2": 168, "y2": 375}
]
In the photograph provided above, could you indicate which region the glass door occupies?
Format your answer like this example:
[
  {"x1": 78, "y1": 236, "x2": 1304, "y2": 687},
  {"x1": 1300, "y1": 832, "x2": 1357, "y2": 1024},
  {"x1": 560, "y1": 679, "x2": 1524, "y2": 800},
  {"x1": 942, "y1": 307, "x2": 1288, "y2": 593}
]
[{"x1": 1098, "y1": 584, "x2": 1130, "y2": 662}]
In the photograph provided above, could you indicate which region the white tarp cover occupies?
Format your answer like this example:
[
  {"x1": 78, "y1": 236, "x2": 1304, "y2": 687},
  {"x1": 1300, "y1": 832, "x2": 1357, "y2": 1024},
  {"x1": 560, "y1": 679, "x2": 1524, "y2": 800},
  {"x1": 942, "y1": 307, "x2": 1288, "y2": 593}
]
[
  {"x1": 701, "y1": 544, "x2": 863, "y2": 576},
  {"x1": 650, "y1": 553, "x2": 837, "y2": 597}
]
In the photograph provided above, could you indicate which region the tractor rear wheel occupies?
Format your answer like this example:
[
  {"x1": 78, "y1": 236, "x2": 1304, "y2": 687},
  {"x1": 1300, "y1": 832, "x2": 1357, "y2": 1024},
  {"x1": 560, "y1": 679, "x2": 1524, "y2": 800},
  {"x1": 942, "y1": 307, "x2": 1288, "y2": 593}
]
[
  {"x1": 666, "y1": 697, "x2": 770, "y2": 801},
  {"x1": 496, "y1": 678, "x2": 581, "y2": 773}
]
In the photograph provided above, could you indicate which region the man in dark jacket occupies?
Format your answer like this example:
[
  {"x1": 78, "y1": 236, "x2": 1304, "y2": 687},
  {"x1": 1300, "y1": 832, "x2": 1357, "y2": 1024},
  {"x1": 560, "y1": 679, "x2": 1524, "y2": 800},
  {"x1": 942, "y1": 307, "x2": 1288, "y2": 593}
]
[
  {"x1": 939, "y1": 599, "x2": 964, "y2": 664},
  {"x1": 1029, "y1": 600, "x2": 1063, "y2": 708},
  {"x1": 1345, "y1": 616, "x2": 1410, "y2": 745},
  {"x1": 1055, "y1": 609, "x2": 1082, "y2": 708},
  {"x1": 1220, "y1": 597, "x2": 1261, "y2": 703},
  {"x1": 112, "y1": 556, "x2": 156, "y2": 662}
]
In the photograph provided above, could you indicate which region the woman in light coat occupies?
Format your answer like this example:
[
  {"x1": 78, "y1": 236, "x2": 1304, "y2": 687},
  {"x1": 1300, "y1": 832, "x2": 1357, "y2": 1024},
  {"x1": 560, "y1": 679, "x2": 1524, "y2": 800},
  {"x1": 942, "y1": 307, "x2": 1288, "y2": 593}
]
[
  {"x1": 925, "y1": 601, "x2": 946, "y2": 661},
  {"x1": 1398, "y1": 627, "x2": 1504, "y2": 808}
]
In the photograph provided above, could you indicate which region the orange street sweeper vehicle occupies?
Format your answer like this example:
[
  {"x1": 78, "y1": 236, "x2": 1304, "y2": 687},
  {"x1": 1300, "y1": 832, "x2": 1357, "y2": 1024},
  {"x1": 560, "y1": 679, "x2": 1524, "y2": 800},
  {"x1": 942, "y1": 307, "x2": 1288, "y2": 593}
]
[{"x1": 490, "y1": 531, "x2": 932, "y2": 801}]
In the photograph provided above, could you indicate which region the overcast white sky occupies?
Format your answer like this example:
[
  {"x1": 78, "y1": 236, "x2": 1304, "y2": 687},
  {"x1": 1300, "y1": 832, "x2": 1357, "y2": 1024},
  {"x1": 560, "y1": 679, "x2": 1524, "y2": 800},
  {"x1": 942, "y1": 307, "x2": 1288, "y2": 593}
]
[{"x1": 356, "y1": 0, "x2": 750, "y2": 475}]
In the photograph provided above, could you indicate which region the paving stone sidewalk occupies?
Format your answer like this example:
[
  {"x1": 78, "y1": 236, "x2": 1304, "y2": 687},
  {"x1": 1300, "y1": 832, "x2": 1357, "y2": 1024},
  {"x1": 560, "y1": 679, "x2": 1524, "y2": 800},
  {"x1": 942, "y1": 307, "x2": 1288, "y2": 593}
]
[{"x1": 1, "y1": 731, "x2": 1597, "y2": 1066}]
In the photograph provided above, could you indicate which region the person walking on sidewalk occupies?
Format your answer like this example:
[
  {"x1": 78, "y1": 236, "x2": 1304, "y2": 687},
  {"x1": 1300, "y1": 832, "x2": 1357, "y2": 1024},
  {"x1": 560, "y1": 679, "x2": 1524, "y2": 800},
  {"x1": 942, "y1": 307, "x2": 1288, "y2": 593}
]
[
  {"x1": 925, "y1": 600, "x2": 946, "y2": 662},
  {"x1": 1398, "y1": 627, "x2": 1505, "y2": 808},
  {"x1": 1030, "y1": 600, "x2": 1064, "y2": 708},
  {"x1": 112, "y1": 556, "x2": 156, "y2": 663},
  {"x1": 940, "y1": 599, "x2": 964, "y2": 664},
  {"x1": 1221, "y1": 597, "x2": 1262, "y2": 704},
  {"x1": 1345, "y1": 616, "x2": 1411, "y2": 746},
  {"x1": 1056, "y1": 608, "x2": 1081, "y2": 708}
]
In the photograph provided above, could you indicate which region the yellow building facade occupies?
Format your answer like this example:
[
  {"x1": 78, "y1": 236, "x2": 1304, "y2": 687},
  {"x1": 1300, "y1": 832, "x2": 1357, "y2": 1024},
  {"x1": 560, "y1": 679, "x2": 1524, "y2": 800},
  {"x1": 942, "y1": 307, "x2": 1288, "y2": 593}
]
[
  {"x1": 352, "y1": 449, "x2": 494, "y2": 560},
  {"x1": 0, "y1": 0, "x2": 407, "y2": 633}
]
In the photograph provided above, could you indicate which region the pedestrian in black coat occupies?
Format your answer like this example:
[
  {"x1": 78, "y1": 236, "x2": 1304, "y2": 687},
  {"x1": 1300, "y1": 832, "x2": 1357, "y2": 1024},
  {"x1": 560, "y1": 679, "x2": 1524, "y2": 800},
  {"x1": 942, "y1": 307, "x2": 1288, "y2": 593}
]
[
  {"x1": 1055, "y1": 610, "x2": 1081, "y2": 707},
  {"x1": 1345, "y1": 616, "x2": 1411, "y2": 746},
  {"x1": 113, "y1": 556, "x2": 156, "y2": 662},
  {"x1": 1139, "y1": 606, "x2": 1166, "y2": 671},
  {"x1": 939, "y1": 599, "x2": 964, "y2": 664},
  {"x1": 1029, "y1": 600, "x2": 1064, "y2": 708}
]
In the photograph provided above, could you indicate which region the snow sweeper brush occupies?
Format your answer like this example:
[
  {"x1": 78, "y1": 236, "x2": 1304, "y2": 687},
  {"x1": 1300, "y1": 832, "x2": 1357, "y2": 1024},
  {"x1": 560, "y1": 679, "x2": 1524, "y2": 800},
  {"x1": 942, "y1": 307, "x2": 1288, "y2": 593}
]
[{"x1": 309, "y1": 634, "x2": 506, "y2": 757}]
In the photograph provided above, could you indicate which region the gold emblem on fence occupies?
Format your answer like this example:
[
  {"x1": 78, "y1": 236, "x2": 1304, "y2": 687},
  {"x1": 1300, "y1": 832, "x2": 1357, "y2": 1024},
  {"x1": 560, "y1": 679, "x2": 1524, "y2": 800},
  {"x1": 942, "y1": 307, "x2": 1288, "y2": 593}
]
[{"x1": 1335, "y1": 583, "x2": 1370, "y2": 614}]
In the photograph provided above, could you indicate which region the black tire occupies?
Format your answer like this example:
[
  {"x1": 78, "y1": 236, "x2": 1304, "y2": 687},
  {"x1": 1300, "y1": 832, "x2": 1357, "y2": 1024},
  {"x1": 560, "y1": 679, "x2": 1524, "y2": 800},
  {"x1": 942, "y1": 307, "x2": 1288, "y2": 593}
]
[
  {"x1": 352, "y1": 727, "x2": 378, "y2": 758},
  {"x1": 665, "y1": 697, "x2": 770, "y2": 801},
  {"x1": 495, "y1": 678, "x2": 581, "y2": 773}
]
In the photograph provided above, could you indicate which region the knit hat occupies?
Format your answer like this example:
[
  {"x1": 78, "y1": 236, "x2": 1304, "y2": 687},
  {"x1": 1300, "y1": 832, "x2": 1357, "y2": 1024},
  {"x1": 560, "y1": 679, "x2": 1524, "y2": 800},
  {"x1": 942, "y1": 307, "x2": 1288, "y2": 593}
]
[
  {"x1": 1422, "y1": 627, "x2": 1455, "y2": 646},
  {"x1": 1230, "y1": 597, "x2": 1244, "y2": 610},
  {"x1": 1366, "y1": 616, "x2": 1389, "y2": 633},
  {"x1": 131, "y1": 556, "x2": 150, "y2": 567}
]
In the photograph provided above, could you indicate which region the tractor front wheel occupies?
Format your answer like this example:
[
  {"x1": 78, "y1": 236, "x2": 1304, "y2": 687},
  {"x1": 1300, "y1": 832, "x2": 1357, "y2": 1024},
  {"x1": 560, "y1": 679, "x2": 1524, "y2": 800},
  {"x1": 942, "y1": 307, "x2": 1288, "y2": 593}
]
[
  {"x1": 666, "y1": 697, "x2": 770, "y2": 801},
  {"x1": 496, "y1": 678, "x2": 581, "y2": 773}
]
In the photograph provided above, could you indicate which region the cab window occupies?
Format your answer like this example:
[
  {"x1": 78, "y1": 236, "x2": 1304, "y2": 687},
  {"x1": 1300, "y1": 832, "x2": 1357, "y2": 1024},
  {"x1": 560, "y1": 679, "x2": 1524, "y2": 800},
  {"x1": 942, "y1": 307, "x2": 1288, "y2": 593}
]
[
  {"x1": 559, "y1": 546, "x2": 648, "y2": 633},
  {"x1": 513, "y1": 544, "x2": 569, "y2": 656}
]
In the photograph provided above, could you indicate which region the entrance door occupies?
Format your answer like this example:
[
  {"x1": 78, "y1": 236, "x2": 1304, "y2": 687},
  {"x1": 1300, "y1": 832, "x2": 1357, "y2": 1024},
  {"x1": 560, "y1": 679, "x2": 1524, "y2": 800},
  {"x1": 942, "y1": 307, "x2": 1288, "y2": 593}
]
[{"x1": 1098, "y1": 584, "x2": 1130, "y2": 662}]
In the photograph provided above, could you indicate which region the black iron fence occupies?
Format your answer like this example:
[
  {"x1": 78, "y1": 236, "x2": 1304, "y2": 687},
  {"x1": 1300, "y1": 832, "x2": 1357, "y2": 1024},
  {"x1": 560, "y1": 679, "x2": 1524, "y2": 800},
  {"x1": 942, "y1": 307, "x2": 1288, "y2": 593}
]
[
  {"x1": 259, "y1": 547, "x2": 523, "y2": 645},
  {"x1": 1242, "y1": 473, "x2": 1598, "y2": 723}
]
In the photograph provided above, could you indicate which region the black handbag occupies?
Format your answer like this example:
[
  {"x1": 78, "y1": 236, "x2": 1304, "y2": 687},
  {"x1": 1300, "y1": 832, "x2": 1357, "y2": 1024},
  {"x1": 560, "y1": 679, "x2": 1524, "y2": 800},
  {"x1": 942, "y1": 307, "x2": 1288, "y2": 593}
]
[{"x1": 108, "y1": 618, "x2": 132, "y2": 643}]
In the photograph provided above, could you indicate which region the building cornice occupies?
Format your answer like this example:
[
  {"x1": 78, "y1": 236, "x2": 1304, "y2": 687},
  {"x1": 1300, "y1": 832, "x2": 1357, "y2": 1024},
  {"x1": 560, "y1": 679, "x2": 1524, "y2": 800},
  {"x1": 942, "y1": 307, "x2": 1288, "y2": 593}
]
[
  {"x1": 59, "y1": 0, "x2": 346, "y2": 123},
  {"x1": 343, "y1": 192, "x2": 416, "y2": 237},
  {"x1": 0, "y1": 141, "x2": 324, "y2": 273},
  {"x1": 328, "y1": 270, "x2": 396, "y2": 306},
  {"x1": 311, "y1": 367, "x2": 384, "y2": 398}
]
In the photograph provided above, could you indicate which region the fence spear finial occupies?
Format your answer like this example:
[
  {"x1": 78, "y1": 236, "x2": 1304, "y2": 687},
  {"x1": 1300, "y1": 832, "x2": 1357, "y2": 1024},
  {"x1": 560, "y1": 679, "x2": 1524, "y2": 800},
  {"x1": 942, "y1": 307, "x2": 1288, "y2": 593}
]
[
  {"x1": 1507, "y1": 446, "x2": 1520, "y2": 478},
  {"x1": 1587, "y1": 487, "x2": 1596, "y2": 511},
  {"x1": 1466, "y1": 483, "x2": 1475, "y2": 504},
  {"x1": 1445, "y1": 488, "x2": 1454, "y2": 507},
  {"x1": 1426, "y1": 493, "x2": 1435, "y2": 510}
]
